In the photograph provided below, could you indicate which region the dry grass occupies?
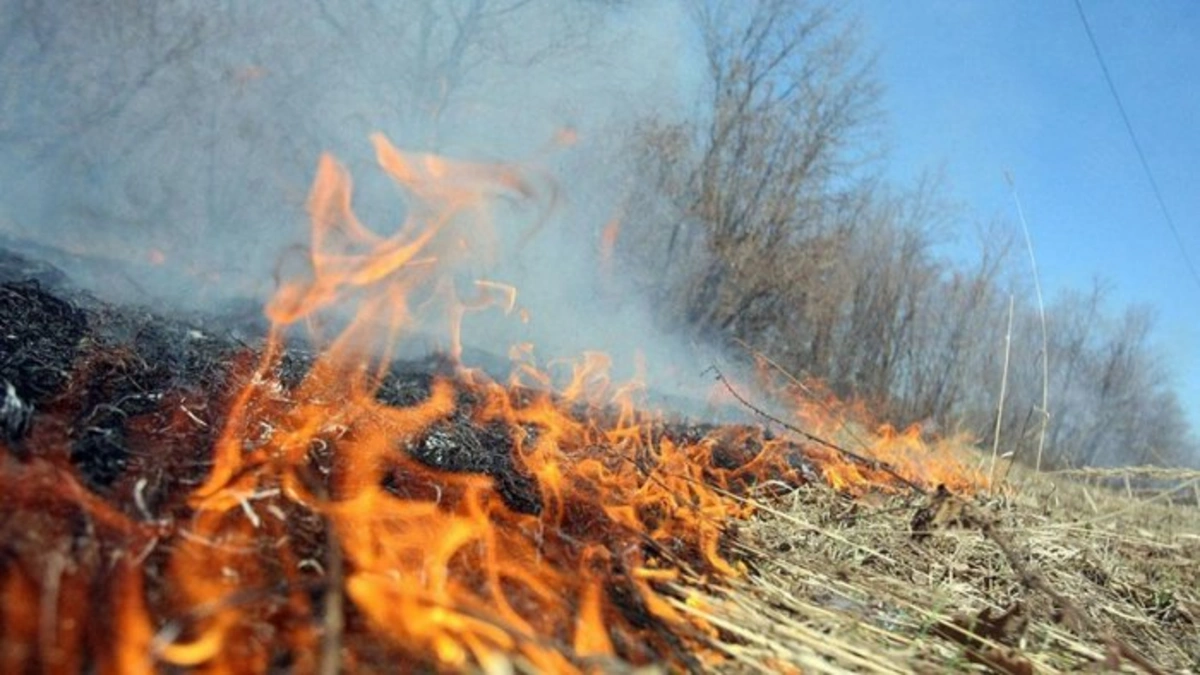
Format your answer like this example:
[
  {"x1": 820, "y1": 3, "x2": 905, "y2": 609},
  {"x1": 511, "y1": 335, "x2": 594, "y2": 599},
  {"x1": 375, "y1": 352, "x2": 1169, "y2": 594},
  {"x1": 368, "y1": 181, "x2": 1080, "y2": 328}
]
[{"x1": 684, "y1": 459, "x2": 1200, "y2": 673}]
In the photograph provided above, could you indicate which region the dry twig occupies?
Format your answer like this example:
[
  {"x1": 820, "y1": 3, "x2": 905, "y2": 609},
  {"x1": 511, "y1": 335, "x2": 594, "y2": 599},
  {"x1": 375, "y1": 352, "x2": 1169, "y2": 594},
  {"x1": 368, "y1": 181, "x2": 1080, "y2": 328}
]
[{"x1": 706, "y1": 365, "x2": 926, "y2": 495}]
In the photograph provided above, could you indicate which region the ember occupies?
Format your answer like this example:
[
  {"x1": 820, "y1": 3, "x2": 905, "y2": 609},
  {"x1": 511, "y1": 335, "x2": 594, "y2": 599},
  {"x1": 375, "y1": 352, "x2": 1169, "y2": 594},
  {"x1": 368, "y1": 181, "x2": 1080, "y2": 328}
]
[{"x1": 1, "y1": 136, "x2": 980, "y2": 673}]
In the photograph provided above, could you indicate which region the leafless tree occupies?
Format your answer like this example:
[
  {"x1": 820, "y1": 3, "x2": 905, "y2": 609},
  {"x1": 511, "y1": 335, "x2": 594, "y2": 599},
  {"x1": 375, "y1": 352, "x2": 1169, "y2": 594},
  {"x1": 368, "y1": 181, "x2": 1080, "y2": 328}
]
[
  {"x1": 622, "y1": 0, "x2": 882, "y2": 336},
  {"x1": 616, "y1": 2, "x2": 1195, "y2": 468}
]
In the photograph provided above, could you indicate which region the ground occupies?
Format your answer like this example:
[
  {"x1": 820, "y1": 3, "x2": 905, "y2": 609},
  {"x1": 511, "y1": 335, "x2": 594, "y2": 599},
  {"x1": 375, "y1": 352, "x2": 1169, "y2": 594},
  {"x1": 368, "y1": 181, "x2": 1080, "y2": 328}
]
[
  {"x1": 1, "y1": 255, "x2": 1197, "y2": 673},
  {"x1": 694, "y1": 462, "x2": 1200, "y2": 673}
]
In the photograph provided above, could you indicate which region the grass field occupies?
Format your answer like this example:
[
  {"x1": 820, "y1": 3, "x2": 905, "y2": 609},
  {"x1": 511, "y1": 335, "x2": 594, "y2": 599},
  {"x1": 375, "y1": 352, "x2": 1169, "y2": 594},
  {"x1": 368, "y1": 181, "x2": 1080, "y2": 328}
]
[{"x1": 679, "y1": 459, "x2": 1200, "y2": 673}]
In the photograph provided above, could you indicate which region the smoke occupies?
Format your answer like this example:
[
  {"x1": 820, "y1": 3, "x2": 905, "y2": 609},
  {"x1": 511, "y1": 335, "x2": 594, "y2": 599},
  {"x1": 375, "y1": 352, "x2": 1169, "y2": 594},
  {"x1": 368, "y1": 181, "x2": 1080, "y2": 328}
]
[{"x1": 0, "y1": 1, "x2": 732, "y2": 410}]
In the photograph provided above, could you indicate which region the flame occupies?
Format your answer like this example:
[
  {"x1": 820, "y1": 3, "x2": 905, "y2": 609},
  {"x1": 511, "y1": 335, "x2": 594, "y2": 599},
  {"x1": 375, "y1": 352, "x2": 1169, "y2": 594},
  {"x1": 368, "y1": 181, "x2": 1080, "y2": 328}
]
[
  {"x1": 599, "y1": 217, "x2": 620, "y2": 271},
  {"x1": 554, "y1": 127, "x2": 579, "y2": 147},
  {"x1": 154, "y1": 133, "x2": 804, "y2": 670},
  {"x1": 0, "y1": 132, "x2": 987, "y2": 672},
  {"x1": 745, "y1": 353, "x2": 988, "y2": 494}
]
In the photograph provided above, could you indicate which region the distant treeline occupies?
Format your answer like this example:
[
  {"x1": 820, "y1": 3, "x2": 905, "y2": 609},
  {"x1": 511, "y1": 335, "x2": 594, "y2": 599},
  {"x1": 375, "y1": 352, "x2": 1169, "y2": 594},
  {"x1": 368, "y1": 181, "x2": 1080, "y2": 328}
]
[
  {"x1": 616, "y1": 0, "x2": 1198, "y2": 468},
  {"x1": 3, "y1": 0, "x2": 1193, "y2": 467}
]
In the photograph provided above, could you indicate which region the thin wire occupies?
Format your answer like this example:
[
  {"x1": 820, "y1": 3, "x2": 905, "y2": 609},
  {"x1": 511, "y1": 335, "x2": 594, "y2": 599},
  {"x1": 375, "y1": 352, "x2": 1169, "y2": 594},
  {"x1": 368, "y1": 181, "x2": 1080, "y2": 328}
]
[{"x1": 1072, "y1": 0, "x2": 1200, "y2": 290}]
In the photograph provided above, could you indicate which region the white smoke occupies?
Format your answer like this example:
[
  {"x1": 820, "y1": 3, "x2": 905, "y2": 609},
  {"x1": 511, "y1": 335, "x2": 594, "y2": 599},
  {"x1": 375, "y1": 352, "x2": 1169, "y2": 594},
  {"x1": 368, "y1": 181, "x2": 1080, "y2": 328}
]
[{"x1": 0, "y1": 0, "x2": 734, "y2": 412}]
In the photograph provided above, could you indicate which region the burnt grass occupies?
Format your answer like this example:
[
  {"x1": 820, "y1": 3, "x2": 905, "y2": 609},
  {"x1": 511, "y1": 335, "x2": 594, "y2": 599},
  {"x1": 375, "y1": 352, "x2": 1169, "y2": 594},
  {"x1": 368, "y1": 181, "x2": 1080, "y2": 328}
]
[
  {"x1": 0, "y1": 249, "x2": 818, "y2": 672},
  {"x1": 0, "y1": 275, "x2": 551, "y2": 507},
  {"x1": 8, "y1": 250, "x2": 1193, "y2": 674}
]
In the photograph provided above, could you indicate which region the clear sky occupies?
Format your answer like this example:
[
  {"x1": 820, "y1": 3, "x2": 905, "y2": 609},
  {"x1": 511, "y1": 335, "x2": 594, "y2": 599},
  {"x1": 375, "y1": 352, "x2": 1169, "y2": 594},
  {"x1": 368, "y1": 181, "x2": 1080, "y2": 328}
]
[{"x1": 851, "y1": 0, "x2": 1200, "y2": 431}]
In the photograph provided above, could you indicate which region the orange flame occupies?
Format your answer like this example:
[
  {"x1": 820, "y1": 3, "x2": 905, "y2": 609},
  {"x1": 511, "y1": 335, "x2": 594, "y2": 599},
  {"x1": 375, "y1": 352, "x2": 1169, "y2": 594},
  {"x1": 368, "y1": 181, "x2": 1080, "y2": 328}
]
[
  {"x1": 746, "y1": 353, "x2": 987, "y2": 494},
  {"x1": 599, "y1": 217, "x2": 620, "y2": 269},
  {"x1": 0, "y1": 132, "x2": 987, "y2": 672},
  {"x1": 158, "y1": 133, "x2": 802, "y2": 670}
]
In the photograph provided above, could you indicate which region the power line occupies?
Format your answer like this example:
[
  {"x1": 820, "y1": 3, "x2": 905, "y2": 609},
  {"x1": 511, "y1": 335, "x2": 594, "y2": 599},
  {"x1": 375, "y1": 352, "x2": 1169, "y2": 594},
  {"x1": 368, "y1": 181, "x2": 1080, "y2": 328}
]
[{"x1": 1072, "y1": 0, "x2": 1200, "y2": 291}]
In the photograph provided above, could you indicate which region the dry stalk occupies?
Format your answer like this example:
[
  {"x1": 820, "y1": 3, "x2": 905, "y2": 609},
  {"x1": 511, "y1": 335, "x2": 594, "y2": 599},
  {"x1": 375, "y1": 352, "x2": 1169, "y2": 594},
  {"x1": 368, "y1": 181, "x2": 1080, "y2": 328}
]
[
  {"x1": 706, "y1": 365, "x2": 926, "y2": 495},
  {"x1": 730, "y1": 338, "x2": 874, "y2": 453},
  {"x1": 988, "y1": 294, "x2": 1015, "y2": 487},
  {"x1": 1005, "y1": 173, "x2": 1051, "y2": 473},
  {"x1": 317, "y1": 514, "x2": 344, "y2": 675}
]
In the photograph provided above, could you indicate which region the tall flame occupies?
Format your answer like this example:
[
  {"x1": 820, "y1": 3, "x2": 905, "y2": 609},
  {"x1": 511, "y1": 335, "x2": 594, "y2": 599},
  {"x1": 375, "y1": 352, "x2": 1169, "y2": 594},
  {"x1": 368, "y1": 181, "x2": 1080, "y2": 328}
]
[
  {"x1": 154, "y1": 133, "x2": 812, "y2": 671},
  {"x1": 0, "y1": 133, "x2": 987, "y2": 673}
]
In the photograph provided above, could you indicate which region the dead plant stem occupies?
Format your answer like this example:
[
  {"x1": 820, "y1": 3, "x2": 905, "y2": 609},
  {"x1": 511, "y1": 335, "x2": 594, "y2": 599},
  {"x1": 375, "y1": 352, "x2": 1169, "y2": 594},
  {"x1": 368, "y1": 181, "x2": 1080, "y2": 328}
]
[
  {"x1": 318, "y1": 494, "x2": 344, "y2": 675},
  {"x1": 706, "y1": 365, "x2": 926, "y2": 495},
  {"x1": 1006, "y1": 173, "x2": 1051, "y2": 472},
  {"x1": 989, "y1": 295, "x2": 1015, "y2": 487}
]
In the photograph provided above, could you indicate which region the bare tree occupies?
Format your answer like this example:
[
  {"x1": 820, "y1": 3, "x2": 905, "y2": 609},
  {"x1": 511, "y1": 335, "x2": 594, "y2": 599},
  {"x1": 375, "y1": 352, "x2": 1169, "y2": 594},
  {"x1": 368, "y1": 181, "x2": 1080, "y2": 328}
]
[
  {"x1": 622, "y1": 0, "x2": 882, "y2": 337},
  {"x1": 900, "y1": 219, "x2": 1013, "y2": 428}
]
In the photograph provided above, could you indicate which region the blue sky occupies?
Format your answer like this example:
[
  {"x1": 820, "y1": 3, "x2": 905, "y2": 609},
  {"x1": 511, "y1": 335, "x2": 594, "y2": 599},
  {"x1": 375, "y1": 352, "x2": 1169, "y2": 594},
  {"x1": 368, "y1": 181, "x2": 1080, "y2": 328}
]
[{"x1": 852, "y1": 0, "x2": 1200, "y2": 430}]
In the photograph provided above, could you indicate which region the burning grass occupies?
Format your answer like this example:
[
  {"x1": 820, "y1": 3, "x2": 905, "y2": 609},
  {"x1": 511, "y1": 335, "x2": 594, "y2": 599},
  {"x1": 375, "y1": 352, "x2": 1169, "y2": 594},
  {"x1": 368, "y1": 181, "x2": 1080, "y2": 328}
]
[
  {"x1": 2, "y1": 136, "x2": 1196, "y2": 673},
  {"x1": 0, "y1": 277, "x2": 862, "y2": 673},
  {"x1": 4, "y1": 280, "x2": 1196, "y2": 674}
]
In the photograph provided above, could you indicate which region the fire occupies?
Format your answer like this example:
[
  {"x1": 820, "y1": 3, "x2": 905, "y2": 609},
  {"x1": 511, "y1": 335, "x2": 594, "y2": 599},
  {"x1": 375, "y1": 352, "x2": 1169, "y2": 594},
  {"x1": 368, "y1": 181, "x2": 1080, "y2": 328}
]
[
  {"x1": 0, "y1": 133, "x2": 986, "y2": 672},
  {"x1": 151, "y1": 133, "x2": 804, "y2": 671},
  {"x1": 742, "y1": 353, "x2": 988, "y2": 495},
  {"x1": 598, "y1": 217, "x2": 620, "y2": 272}
]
